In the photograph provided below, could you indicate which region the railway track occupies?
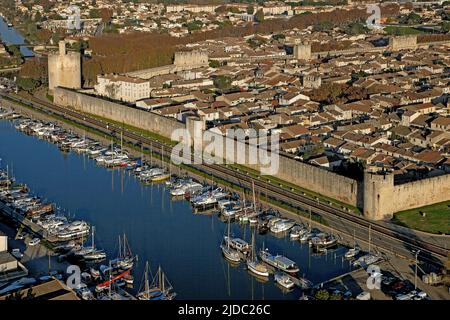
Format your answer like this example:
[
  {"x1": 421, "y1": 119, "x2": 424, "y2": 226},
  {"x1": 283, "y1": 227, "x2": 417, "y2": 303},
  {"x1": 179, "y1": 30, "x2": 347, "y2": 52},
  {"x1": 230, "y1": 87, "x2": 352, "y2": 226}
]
[{"x1": 2, "y1": 92, "x2": 448, "y2": 265}]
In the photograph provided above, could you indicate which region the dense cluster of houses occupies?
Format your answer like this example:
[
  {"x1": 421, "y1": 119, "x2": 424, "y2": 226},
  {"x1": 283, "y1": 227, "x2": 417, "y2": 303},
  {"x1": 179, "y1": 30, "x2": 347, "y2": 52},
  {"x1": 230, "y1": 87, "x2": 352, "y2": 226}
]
[{"x1": 86, "y1": 29, "x2": 450, "y2": 182}]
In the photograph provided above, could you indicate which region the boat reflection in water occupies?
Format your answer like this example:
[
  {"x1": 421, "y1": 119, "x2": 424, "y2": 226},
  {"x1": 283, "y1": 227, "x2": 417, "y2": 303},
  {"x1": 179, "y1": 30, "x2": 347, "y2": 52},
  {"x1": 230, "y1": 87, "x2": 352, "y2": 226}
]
[{"x1": 0, "y1": 115, "x2": 356, "y2": 299}]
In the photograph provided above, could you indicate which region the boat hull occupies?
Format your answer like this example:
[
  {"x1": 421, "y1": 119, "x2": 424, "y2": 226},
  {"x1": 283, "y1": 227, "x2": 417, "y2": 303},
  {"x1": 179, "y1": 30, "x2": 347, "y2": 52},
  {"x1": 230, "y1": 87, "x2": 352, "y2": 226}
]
[
  {"x1": 247, "y1": 261, "x2": 269, "y2": 277},
  {"x1": 221, "y1": 245, "x2": 240, "y2": 263}
]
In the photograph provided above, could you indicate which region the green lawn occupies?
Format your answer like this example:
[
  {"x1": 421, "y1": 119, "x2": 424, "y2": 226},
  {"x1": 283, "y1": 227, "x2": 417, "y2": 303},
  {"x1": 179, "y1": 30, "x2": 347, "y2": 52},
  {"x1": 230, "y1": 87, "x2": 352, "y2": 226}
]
[
  {"x1": 384, "y1": 26, "x2": 424, "y2": 35},
  {"x1": 86, "y1": 112, "x2": 178, "y2": 147},
  {"x1": 393, "y1": 201, "x2": 450, "y2": 235},
  {"x1": 229, "y1": 163, "x2": 362, "y2": 215}
]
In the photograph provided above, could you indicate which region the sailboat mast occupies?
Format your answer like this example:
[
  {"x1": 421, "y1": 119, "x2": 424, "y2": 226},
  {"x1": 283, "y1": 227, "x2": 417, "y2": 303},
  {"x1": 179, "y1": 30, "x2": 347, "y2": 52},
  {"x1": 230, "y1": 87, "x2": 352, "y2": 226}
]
[
  {"x1": 158, "y1": 266, "x2": 162, "y2": 291},
  {"x1": 92, "y1": 226, "x2": 95, "y2": 250},
  {"x1": 120, "y1": 131, "x2": 123, "y2": 155},
  {"x1": 251, "y1": 229, "x2": 255, "y2": 261},
  {"x1": 150, "y1": 142, "x2": 153, "y2": 167},
  {"x1": 227, "y1": 216, "x2": 231, "y2": 250},
  {"x1": 145, "y1": 261, "x2": 149, "y2": 293},
  {"x1": 252, "y1": 180, "x2": 256, "y2": 210},
  {"x1": 118, "y1": 235, "x2": 121, "y2": 259},
  {"x1": 309, "y1": 206, "x2": 312, "y2": 232},
  {"x1": 124, "y1": 233, "x2": 131, "y2": 257},
  {"x1": 108, "y1": 260, "x2": 112, "y2": 298},
  {"x1": 48, "y1": 250, "x2": 51, "y2": 274},
  {"x1": 111, "y1": 138, "x2": 114, "y2": 160}
]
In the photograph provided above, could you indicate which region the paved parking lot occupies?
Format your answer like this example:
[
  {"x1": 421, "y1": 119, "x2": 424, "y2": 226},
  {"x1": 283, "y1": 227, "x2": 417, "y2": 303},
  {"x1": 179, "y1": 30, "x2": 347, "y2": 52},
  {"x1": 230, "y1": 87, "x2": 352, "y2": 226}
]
[
  {"x1": 322, "y1": 255, "x2": 449, "y2": 300},
  {"x1": 0, "y1": 220, "x2": 70, "y2": 279}
]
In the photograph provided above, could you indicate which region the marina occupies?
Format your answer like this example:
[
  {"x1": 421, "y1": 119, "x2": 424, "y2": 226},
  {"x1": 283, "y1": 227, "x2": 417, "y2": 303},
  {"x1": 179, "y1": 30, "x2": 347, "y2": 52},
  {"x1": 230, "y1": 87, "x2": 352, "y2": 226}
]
[{"x1": 0, "y1": 108, "x2": 361, "y2": 299}]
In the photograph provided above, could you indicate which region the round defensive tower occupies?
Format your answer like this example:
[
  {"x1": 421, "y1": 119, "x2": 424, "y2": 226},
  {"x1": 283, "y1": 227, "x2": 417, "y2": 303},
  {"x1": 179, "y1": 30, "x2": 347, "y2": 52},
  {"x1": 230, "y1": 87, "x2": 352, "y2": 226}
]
[
  {"x1": 363, "y1": 171, "x2": 395, "y2": 220},
  {"x1": 48, "y1": 40, "x2": 81, "y2": 92}
]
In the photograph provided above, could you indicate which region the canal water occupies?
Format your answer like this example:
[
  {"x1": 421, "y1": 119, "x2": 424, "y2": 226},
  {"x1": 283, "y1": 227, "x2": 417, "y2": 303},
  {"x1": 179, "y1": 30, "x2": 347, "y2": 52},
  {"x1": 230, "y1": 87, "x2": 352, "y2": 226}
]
[
  {"x1": 0, "y1": 119, "x2": 354, "y2": 299},
  {"x1": 0, "y1": 16, "x2": 34, "y2": 57}
]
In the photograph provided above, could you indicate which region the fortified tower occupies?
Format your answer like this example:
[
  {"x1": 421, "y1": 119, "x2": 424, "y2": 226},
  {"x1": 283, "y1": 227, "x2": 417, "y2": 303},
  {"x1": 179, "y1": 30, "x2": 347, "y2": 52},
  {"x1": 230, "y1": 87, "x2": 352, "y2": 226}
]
[
  {"x1": 363, "y1": 171, "x2": 395, "y2": 220},
  {"x1": 173, "y1": 50, "x2": 208, "y2": 69},
  {"x1": 48, "y1": 40, "x2": 81, "y2": 92},
  {"x1": 389, "y1": 35, "x2": 417, "y2": 51},
  {"x1": 293, "y1": 42, "x2": 312, "y2": 61}
]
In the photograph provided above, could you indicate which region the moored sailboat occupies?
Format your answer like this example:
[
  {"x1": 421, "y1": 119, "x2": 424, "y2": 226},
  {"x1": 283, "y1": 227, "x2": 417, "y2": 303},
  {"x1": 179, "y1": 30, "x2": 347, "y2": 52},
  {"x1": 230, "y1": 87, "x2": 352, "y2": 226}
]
[
  {"x1": 220, "y1": 216, "x2": 240, "y2": 263},
  {"x1": 137, "y1": 264, "x2": 176, "y2": 300},
  {"x1": 111, "y1": 234, "x2": 135, "y2": 270},
  {"x1": 247, "y1": 230, "x2": 269, "y2": 278}
]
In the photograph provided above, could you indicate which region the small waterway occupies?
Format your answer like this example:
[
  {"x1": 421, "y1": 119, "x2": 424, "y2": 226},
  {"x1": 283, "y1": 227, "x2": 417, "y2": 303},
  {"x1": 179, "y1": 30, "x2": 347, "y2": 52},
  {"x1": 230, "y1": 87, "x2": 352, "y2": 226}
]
[
  {"x1": 0, "y1": 119, "x2": 354, "y2": 299},
  {"x1": 0, "y1": 16, "x2": 34, "y2": 57}
]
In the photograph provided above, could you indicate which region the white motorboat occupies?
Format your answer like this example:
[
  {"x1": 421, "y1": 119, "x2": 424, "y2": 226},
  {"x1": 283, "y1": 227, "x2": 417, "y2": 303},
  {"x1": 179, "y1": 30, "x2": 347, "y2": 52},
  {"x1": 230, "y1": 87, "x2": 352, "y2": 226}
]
[
  {"x1": 289, "y1": 225, "x2": 306, "y2": 239},
  {"x1": 53, "y1": 220, "x2": 90, "y2": 240},
  {"x1": 353, "y1": 254, "x2": 381, "y2": 268},
  {"x1": 274, "y1": 272, "x2": 295, "y2": 289},
  {"x1": 270, "y1": 219, "x2": 295, "y2": 234},
  {"x1": 221, "y1": 203, "x2": 241, "y2": 218},
  {"x1": 170, "y1": 181, "x2": 203, "y2": 196},
  {"x1": 310, "y1": 233, "x2": 338, "y2": 249},
  {"x1": 299, "y1": 231, "x2": 314, "y2": 243},
  {"x1": 345, "y1": 246, "x2": 360, "y2": 259},
  {"x1": 192, "y1": 194, "x2": 217, "y2": 208}
]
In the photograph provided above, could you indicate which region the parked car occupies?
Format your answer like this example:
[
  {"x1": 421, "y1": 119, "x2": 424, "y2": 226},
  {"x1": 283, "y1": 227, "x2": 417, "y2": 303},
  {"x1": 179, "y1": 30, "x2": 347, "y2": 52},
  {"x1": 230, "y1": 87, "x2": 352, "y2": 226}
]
[
  {"x1": 16, "y1": 232, "x2": 26, "y2": 240},
  {"x1": 28, "y1": 238, "x2": 40, "y2": 246},
  {"x1": 343, "y1": 291, "x2": 353, "y2": 299},
  {"x1": 382, "y1": 276, "x2": 396, "y2": 286},
  {"x1": 11, "y1": 248, "x2": 23, "y2": 259},
  {"x1": 391, "y1": 281, "x2": 406, "y2": 291},
  {"x1": 356, "y1": 291, "x2": 371, "y2": 300},
  {"x1": 410, "y1": 290, "x2": 427, "y2": 300},
  {"x1": 395, "y1": 292, "x2": 414, "y2": 300}
]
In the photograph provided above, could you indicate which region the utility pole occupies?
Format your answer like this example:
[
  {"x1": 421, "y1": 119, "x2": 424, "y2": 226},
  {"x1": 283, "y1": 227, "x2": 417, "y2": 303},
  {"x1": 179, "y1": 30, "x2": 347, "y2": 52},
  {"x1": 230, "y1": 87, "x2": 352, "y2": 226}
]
[
  {"x1": 414, "y1": 250, "x2": 421, "y2": 290},
  {"x1": 309, "y1": 206, "x2": 312, "y2": 232}
]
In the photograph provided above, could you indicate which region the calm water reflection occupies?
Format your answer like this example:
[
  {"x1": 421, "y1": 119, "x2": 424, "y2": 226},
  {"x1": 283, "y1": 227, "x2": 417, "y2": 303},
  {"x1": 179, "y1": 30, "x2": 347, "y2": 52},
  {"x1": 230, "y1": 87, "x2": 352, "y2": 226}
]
[{"x1": 0, "y1": 120, "x2": 353, "y2": 299}]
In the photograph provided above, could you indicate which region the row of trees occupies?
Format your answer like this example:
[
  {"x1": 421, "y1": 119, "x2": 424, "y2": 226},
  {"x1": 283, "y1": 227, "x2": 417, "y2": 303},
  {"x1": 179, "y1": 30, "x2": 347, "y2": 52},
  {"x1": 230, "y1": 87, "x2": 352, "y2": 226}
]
[
  {"x1": 308, "y1": 82, "x2": 369, "y2": 105},
  {"x1": 81, "y1": 6, "x2": 388, "y2": 83},
  {"x1": 16, "y1": 57, "x2": 48, "y2": 92},
  {"x1": 19, "y1": 4, "x2": 404, "y2": 85}
]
